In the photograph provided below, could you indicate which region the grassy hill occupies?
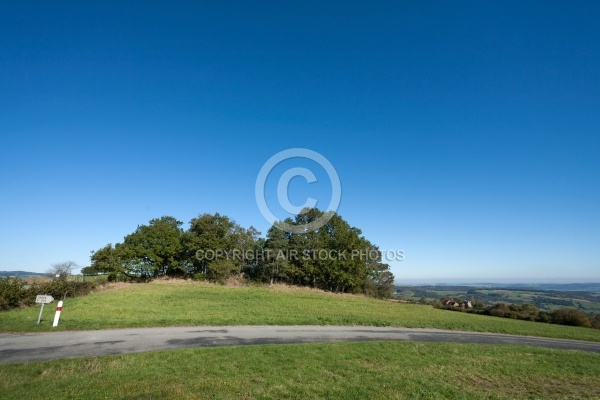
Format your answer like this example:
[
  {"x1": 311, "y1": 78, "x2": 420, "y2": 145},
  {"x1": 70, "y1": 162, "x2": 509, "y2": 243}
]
[
  {"x1": 2, "y1": 280, "x2": 600, "y2": 342},
  {"x1": 2, "y1": 280, "x2": 600, "y2": 399}
]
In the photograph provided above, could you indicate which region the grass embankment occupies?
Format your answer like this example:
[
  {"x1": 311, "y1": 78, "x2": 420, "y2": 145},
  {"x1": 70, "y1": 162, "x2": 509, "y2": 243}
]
[
  {"x1": 1, "y1": 280, "x2": 600, "y2": 342},
  {"x1": 1, "y1": 341, "x2": 599, "y2": 399}
]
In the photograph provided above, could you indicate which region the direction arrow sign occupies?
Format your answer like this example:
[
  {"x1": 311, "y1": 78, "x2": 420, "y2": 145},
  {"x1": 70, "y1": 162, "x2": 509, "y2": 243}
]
[{"x1": 35, "y1": 295, "x2": 54, "y2": 304}]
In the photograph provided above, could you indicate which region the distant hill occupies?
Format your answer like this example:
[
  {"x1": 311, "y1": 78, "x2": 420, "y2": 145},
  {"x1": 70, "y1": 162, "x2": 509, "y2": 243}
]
[
  {"x1": 503, "y1": 283, "x2": 600, "y2": 293},
  {"x1": 398, "y1": 281, "x2": 600, "y2": 293},
  {"x1": 394, "y1": 284, "x2": 600, "y2": 313},
  {"x1": 0, "y1": 271, "x2": 47, "y2": 278}
]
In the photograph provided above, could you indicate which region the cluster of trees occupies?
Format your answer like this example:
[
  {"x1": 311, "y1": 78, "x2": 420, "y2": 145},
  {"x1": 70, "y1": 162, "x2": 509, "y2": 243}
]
[
  {"x1": 433, "y1": 297, "x2": 600, "y2": 329},
  {"x1": 88, "y1": 209, "x2": 395, "y2": 298}
]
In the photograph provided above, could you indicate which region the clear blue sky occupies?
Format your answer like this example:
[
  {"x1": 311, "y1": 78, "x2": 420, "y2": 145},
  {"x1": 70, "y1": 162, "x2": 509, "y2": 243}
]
[{"x1": 1, "y1": 1, "x2": 598, "y2": 283}]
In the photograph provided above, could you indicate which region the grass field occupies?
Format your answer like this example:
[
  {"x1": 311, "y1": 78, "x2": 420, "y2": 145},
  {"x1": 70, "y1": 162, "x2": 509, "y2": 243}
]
[
  {"x1": 2, "y1": 280, "x2": 600, "y2": 342},
  {"x1": 1, "y1": 341, "x2": 599, "y2": 399},
  {"x1": 2, "y1": 280, "x2": 600, "y2": 399}
]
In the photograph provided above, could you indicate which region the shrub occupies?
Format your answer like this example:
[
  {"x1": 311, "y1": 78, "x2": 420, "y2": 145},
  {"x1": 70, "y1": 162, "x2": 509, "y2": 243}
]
[
  {"x1": 537, "y1": 311, "x2": 550, "y2": 323},
  {"x1": 0, "y1": 277, "x2": 103, "y2": 312},
  {"x1": 592, "y1": 315, "x2": 600, "y2": 329},
  {"x1": 0, "y1": 278, "x2": 26, "y2": 311},
  {"x1": 550, "y1": 308, "x2": 592, "y2": 328},
  {"x1": 39, "y1": 279, "x2": 96, "y2": 300},
  {"x1": 489, "y1": 303, "x2": 510, "y2": 318}
]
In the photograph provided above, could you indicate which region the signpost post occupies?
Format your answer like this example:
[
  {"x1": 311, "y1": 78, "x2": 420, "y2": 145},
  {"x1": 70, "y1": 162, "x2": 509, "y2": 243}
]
[{"x1": 35, "y1": 295, "x2": 54, "y2": 324}]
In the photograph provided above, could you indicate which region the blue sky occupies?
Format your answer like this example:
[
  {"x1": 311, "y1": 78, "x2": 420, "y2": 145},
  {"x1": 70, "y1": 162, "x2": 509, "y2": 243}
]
[{"x1": 1, "y1": 1, "x2": 598, "y2": 282}]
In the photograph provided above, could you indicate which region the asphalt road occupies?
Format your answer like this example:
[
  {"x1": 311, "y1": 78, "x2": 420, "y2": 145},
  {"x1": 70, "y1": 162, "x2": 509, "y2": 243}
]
[{"x1": 1, "y1": 326, "x2": 599, "y2": 364}]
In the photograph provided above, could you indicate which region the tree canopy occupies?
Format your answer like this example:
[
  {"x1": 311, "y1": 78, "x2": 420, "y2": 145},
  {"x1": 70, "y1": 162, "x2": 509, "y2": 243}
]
[{"x1": 90, "y1": 209, "x2": 395, "y2": 297}]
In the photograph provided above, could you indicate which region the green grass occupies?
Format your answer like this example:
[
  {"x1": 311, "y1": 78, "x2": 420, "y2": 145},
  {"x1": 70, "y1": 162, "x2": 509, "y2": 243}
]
[
  {"x1": 575, "y1": 300, "x2": 600, "y2": 314},
  {"x1": 3, "y1": 282, "x2": 600, "y2": 399},
  {"x1": 2, "y1": 280, "x2": 600, "y2": 342},
  {"x1": 1, "y1": 341, "x2": 599, "y2": 399}
]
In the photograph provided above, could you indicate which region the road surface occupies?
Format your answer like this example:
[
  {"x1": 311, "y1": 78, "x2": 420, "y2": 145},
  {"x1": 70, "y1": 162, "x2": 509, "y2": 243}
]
[{"x1": 1, "y1": 326, "x2": 599, "y2": 364}]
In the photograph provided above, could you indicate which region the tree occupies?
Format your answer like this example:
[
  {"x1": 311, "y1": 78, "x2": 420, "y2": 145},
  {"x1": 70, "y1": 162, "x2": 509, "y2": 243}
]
[
  {"x1": 263, "y1": 208, "x2": 395, "y2": 297},
  {"x1": 121, "y1": 216, "x2": 185, "y2": 277},
  {"x1": 47, "y1": 261, "x2": 78, "y2": 281},
  {"x1": 90, "y1": 244, "x2": 124, "y2": 279},
  {"x1": 264, "y1": 222, "x2": 292, "y2": 285},
  {"x1": 184, "y1": 213, "x2": 260, "y2": 282},
  {"x1": 81, "y1": 265, "x2": 101, "y2": 275},
  {"x1": 90, "y1": 217, "x2": 185, "y2": 280},
  {"x1": 365, "y1": 259, "x2": 395, "y2": 298}
]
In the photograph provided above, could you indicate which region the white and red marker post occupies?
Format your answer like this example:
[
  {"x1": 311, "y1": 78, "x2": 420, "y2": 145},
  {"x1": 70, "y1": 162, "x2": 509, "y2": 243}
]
[{"x1": 52, "y1": 301, "x2": 63, "y2": 327}]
